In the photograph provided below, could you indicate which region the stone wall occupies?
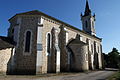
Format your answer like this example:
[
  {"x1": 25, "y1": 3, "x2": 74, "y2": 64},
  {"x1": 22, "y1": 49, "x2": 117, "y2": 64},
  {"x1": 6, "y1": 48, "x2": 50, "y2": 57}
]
[
  {"x1": 68, "y1": 39, "x2": 89, "y2": 71},
  {"x1": 41, "y1": 16, "x2": 60, "y2": 73},
  {"x1": 13, "y1": 16, "x2": 38, "y2": 74},
  {"x1": 8, "y1": 17, "x2": 18, "y2": 38},
  {"x1": 41, "y1": 15, "x2": 102, "y2": 73},
  {"x1": 8, "y1": 13, "x2": 103, "y2": 74},
  {"x1": 0, "y1": 48, "x2": 12, "y2": 74}
]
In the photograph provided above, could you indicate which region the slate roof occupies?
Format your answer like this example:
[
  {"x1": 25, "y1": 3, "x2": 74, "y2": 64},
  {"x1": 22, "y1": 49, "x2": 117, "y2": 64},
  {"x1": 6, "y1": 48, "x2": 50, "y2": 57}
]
[
  {"x1": 0, "y1": 36, "x2": 14, "y2": 50},
  {"x1": 9, "y1": 10, "x2": 102, "y2": 41}
]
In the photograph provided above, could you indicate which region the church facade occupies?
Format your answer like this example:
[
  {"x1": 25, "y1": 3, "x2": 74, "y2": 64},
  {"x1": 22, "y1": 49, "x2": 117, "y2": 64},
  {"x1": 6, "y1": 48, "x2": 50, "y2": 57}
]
[{"x1": 6, "y1": 1, "x2": 103, "y2": 74}]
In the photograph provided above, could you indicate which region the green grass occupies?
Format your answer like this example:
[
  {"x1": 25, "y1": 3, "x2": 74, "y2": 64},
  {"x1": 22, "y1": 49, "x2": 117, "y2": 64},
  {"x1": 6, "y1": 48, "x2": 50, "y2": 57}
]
[{"x1": 108, "y1": 71, "x2": 120, "y2": 80}]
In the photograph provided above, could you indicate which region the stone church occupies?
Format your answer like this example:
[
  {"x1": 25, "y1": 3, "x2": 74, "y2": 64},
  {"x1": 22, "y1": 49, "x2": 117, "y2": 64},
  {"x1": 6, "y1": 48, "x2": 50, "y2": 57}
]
[{"x1": 0, "y1": 0, "x2": 103, "y2": 74}]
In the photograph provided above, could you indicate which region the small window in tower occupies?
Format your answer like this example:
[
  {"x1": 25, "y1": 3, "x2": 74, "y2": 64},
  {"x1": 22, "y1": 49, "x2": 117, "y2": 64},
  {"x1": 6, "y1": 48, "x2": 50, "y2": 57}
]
[
  {"x1": 25, "y1": 31, "x2": 31, "y2": 52},
  {"x1": 85, "y1": 21, "x2": 88, "y2": 28},
  {"x1": 92, "y1": 21, "x2": 94, "y2": 28}
]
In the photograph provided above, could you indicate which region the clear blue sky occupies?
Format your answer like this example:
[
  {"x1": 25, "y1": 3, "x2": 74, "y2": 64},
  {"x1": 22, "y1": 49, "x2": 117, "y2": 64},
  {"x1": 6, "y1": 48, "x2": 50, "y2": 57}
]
[{"x1": 0, "y1": 0, "x2": 120, "y2": 53}]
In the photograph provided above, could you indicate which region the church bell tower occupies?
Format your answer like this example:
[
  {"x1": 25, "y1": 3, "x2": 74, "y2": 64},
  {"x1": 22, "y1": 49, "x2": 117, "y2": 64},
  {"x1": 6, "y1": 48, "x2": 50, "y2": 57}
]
[{"x1": 81, "y1": 0, "x2": 96, "y2": 36}]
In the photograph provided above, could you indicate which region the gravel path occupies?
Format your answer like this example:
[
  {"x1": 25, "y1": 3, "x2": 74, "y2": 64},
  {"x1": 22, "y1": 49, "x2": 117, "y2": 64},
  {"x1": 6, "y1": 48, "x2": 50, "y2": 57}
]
[{"x1": 0, "y1": 69, "x2": 117, "y2": 80}]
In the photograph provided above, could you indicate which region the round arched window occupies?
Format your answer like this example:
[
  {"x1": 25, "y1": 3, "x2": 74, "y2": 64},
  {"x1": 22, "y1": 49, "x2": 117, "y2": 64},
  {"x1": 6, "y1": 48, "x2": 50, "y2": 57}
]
[{"x1": 25, "y1": 31, "x2": 31, "y2": 52}]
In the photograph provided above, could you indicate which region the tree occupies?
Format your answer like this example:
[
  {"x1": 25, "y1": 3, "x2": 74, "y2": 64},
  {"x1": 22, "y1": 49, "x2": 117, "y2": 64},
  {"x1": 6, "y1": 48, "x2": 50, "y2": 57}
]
[
  {"x1": 107, "y1": 48, "x2": 120, "y2": 68},
  {"x1": 102, "y1": 53, "x2": 109, "y2": 68}
]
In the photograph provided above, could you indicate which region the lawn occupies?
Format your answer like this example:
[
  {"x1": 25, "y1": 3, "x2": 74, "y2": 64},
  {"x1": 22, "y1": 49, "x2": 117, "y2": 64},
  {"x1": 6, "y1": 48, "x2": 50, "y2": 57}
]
[{"x1": 108, "y1": 71, "x2": 120, "y2": 80}]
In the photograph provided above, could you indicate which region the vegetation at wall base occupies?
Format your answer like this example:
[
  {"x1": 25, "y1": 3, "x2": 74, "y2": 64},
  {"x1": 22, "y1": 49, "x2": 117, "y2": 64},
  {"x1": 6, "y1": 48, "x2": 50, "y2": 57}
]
[
  {"x1": 103, "y1": 48, "x2": 120, "y2": 69},
  {"x1": 108, "y1": 71, "x2": 120, "y2": 80}
]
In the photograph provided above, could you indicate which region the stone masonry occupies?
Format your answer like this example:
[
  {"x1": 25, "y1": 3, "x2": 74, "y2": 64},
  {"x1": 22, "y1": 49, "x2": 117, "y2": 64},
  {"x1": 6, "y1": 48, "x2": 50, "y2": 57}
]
[{"x1": 5, "y1": 0, "x2": 103, "y2": 75}]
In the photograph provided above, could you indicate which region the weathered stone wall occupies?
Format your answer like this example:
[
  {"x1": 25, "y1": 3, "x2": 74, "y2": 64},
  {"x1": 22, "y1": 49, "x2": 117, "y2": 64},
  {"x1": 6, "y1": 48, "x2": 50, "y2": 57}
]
[
  {"x1": 59, "y1": 26, "x2": 69, "y2": 72},
  {"x1": 68, "y1": 40, "x2": 89, "y2": 71},
  {"x1": 8, "y1": 17, "x2": 18, "y2": 38},
  {"x1": 14, "y1": 16, "x2": 38, "y2": 74},
  {"x1": 0, "y1": 48, "x2": 12, "y2": 74},
  {"x1": 8, "y1": 13, "x2": 102, "y2": 74},
  {"x1": 41, "y1": 15, "x2": 102, "y2": 73},
  {"x1": 41, "y1": 16, "x2": 60, "y2": 73}
]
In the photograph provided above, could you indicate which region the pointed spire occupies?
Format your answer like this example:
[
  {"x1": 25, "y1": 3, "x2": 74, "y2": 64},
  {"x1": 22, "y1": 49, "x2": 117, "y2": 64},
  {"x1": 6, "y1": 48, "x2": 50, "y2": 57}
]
[{"x1": 84, "y1": 0, "x2": 91, "y2": 16}]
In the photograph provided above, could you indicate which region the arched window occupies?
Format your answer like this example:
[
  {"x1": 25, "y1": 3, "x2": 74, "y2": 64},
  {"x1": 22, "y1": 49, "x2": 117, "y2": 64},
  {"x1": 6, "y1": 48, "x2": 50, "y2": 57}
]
[
  {"x1": 47, "y1": 33, "x2": 51, "y2": 53},
  {"x1": 25, "y1": 31, "x2": 31, "y2": 52},
  {"x1": 85, "y1": 21, "x2": 88, "y2": 28}
]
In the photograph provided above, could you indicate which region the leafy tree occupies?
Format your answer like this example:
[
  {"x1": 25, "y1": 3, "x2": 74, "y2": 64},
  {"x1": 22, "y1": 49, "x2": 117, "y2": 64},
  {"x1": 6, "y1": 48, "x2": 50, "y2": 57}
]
[{"x1": 107, "y1": 48, "x2": 120, "y2": 68}]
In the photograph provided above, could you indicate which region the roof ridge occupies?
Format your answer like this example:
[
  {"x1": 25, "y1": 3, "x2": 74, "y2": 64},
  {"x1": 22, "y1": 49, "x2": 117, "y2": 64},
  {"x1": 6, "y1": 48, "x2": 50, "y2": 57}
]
[{"x1": 8, "y1": 10, "x2": 102, "y2": 41}]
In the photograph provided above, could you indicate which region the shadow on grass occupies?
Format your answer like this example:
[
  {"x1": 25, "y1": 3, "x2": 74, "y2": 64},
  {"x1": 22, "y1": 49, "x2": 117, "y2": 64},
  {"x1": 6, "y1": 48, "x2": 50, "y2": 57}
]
[{"x1": 108, "y1": 71, "x2": 120, "y2": 80}]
